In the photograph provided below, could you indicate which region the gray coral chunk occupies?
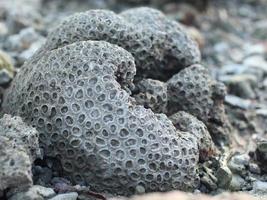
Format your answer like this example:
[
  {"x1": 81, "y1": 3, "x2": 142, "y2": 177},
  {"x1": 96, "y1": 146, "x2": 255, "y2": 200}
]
[
  {"x1": 167, "y1": 64, "x2": 231, "y2": 145},
  {"x1": 0, "y1": 136, "x2": 32, "y2": 191},
  {"x1": 0, "y1": 114, "x2": 40, "y2": 192},
  {"x1": 35, "y1": 7, "x2": 200, "y2": 80},
  {"x1": 133, "y1": 79, "x2": 167, "y2": 113},
  {"x1": 3, "y1": 41, "x2": 201, "y2": 195},
  {"x1": 0, "y1": 114, "x2": 40, "y2": 162},
  {"x1": 169, "y1": 111, "x2": 216, "y2": 161}
]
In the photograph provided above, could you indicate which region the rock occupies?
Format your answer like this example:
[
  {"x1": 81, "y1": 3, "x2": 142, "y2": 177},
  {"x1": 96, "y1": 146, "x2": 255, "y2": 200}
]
[
  {"x1": 255, "y1": 140, "x2": 267, "y2": 173},
  {"x1": 243, "y1": 43, "x2": 266, "y2": 57},
  {"x1": 185, "y1": 26, "x2": 205, "y2": 49},
  {"x1": 219, "y1": 64, "x2": 248, "y2": 75},
  {"x1": 0, "y1": 136, "x2": 32, "y2": 192},
  {"x1": 229, "y1": 175, "x2": 246, "y2": 191},
  {"x1": 257, "y1": 140, "x2": 267, "y2": 153},
  {"x1": 220, "y1": 74, "x2": 256, "y2": 99},
  {"x1": 0, "y1": 115, "x2": 40, "y2": 192},
  {"x1": 4, "y1": 27, "x2": 44, "y2": 53},
  {"x1": 252, "y1": 181, "x2": 267, "y2": 195},
  {"x1": 0, "y1": 68, "x2": 12, "y2": 85},
  {"x1": 255, "y1": 108, "x2": 267, "y2": 117},
  {"x1": 32, "y1": 166, "x2": 53, "y2": 185},
  {"x1": 225, "y1": 95, "x2": 254, "y2": 110},
  {"x1": 0, "y1": 114, "x2": 40, "y2": 162},
  {"x1": 9, "y1": 185, "x2": 55, "y2": 200},
  {"x1": 252, "y1": 20, "x2": 267, "y2": 40},
  {"x1": 18, "y1": 39, "x2": 45, "y2": 64},
  {"x1": 1, "y1": 0, "x2": 43, "y2": 33},
  {"x1": 243, "y1": 55, "x2": 267, "y2": 73},
  {"x1": 216, "y1": 166, "x2": 232, "y2": 188},
  {"x1": 48, "y1": 192, "x2": 78, "y2": 200},
  {"x1": 0, "y1": 22, "x2": 8, "y2": 36},
  {"x1": 228, "y1": 154, "x2": 249, "y2": 175},
  {"x1": 249, "y1": 163, "x2": 261, "y2": 174},
  {"x1": 0, "y1": 50, "x2": 14, "y2": 78}
]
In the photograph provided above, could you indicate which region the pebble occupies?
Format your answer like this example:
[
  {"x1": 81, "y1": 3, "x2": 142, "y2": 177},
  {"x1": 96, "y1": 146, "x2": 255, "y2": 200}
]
[
  {"x1": 9, "y1": 185, "x2": 55, "y2": 200},
  {"x1": 216, "y1": 166, "x2": 232, "y2": 188},
  {"x1": 0, "y1": 22, "x2": 8, "y2": 36},
  {"x1": 48, "y1": 192, "x2": 78, "y2": 200},
  {"x1": 5, "y1": 27, "x2": 43, "y2": 52},
  {"x1": 257, "y1": 140, "x2": 267, "y2": 153},
  {"x1": 32, "y1": 166, "x2": 53, "y2": 185},
  {"x1": 0, "y1": 69, "x2": 12, "y2": 85},
  {"x1": 220, "y1": 74, "x2": 256, "y2": 99},
  {"x1": 252, "y1": 181, "x2": 267, "y2": 194},
  {"x1": 243, "y1": 55, "x2": 267, "y2": 73},
  {"x1": 228, "y1": 154, "x2": 249, "y2": 175},
  {"x1": 243, "y1": 43, "x2": 266, "y2": 57},
  {"x1": 219, "y1": 64, "x2": 248, "y2": 75},
  {"x1": 249, "y1": 163, "x2": 261, "y2": 174},
  {"x1": 225, "y1": 95, "x2": 253, "y2": 109},
  {"x1": 229, "y1": 175, "x2": 246, "y2": 191},
  {"x1": 18, "y1": 39, "x2": 45, "y2": 63}
]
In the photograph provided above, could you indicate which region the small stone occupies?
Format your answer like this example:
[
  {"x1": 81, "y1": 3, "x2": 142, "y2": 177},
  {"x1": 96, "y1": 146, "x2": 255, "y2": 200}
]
[
  {"x1": 252, "y1": 181, "x2": 267, "y2": 194},
  {"x1": 9, "y1": 185, "x2": 55, "y2": 200},
  {"x1": 243, "y1": 43, "x2": 266, "y2": 56},
  {"x1": 0, "y1": 22, "x2": 8, "y2": 36},
  {"x1": 200, "y1": 174, "x2": 217, "y2": 191},
  {"x1": 5, "y1": 27, "x2": 44, "y2": 53},
  {"x1": 255, "y1": 140, "x2": 267, "y2": 173},
  {"x1": 0, "y1": 69, "x2": 12, "y2": 85},
  {"x1": 243, "y1": 55, "x2": 267, "y2": 73},
  {"x1": 256, "y1": 109, "x2": 267, "y2": 117},
  {"x1": 48, "y1": 192, "x2": 78, "y2": 200},
  {"x1": 216, "y1": 166, "x2": 232, "y2": 188},
  {"x1": 228, "y1": 154, "x2": 249, "y2": 175},
  {"x1": 229, "y1": 175, "x2": 246, "y2": 191},
  {"x1": 257, "y1": 140, "x2": 267, "y2": 153},
  {"x1": 220, "y1": 64, "x2": 248, "y2": 75},
  {"x1": 18, "y1": 39, "x2": 45, "y2": 64},
  {"x1": 220, "y1": 74, "x2": 256, "y2": 99},
  {"x1": 225, "y1": 95, "x2": 253, "y2": 110},
  {"x1": 249, "y1": 163, "x2": 261, "y2": 174},
  {"x1": 33, "y1": 166, "x2": 53, "y2": 184}
]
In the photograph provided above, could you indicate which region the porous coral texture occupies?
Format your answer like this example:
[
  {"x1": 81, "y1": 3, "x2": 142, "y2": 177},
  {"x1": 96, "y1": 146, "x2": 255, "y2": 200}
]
[
  {"x1": 2, "y1": 7, "x2": 226, "y2": 196},
  {"x1": 3, "y1": 41, "x2": 201, "y2": 195}
]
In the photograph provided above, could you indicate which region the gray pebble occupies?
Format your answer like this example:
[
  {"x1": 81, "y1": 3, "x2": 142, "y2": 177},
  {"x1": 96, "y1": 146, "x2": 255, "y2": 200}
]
[{"x1": 48, "y1": 192, "x2": 78, "y2": 200}]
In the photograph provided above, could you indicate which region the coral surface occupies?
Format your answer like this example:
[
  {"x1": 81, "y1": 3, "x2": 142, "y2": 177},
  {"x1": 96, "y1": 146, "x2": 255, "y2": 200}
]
[
  {"x1": 2, "y1": 7, "x2": 226, "y2": 196},
  {"x1": 0, "y1": 114, "x2": 40, "y2": 192}
]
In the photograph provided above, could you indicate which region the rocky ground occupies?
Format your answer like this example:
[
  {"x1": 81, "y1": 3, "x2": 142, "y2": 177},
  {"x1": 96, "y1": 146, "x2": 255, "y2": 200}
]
[{"x1": 0, "y1": 0, "x2": 267, "y2": 200}]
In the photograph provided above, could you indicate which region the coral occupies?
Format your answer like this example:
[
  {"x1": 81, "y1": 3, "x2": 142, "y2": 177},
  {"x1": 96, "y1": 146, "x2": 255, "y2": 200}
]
[
  {"x1": 0, "y1": 136, "x2": 32, "y2": 191},
  {"x1": 167, "y1": 64, "x2": 231, "y2": 145},
  {"x1": 35, "y1": 7, "x2": 200, "y2": 80},
  {"x1": 0, "y1": 114, "x2": 40, "y2": 192},
  {"x1": 133, "y1": 79, "x2": 167, "y2": 113},
  {"x1": 3, "y1": 41, "x2": 202, "y2": 195},
  {"x1": 2, "y1": 7, "x2": 227, "y2": 196},
  {"x1": 169, "y1": 111, "x2": 215, "y2": 161},
  {"x1": 0, "y1": 114, "x2": 40, "y2": 162}
]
